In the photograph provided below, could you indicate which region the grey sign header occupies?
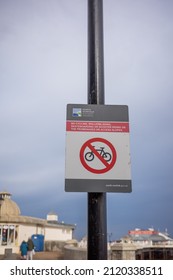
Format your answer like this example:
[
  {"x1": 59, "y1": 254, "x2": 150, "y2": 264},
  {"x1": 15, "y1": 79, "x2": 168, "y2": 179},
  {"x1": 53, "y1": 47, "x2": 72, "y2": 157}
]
[{"x1": 67, "y1": 104, "x2": 129, "y2": 122}]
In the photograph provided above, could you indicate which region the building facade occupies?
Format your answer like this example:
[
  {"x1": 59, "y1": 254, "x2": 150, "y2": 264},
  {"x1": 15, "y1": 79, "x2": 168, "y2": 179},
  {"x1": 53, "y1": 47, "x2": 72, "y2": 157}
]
[
  {"x1": 110, "y1": 228, "x2": 173, "y2": 260},
  {"x1": 0, "y1": 191, "x2": 75, "y2": 255}
]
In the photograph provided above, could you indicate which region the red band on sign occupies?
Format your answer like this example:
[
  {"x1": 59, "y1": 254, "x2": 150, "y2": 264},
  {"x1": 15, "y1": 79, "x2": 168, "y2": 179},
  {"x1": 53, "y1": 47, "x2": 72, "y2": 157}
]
[
  {"x1": 66, "y1": 121, "x2": 129, "y2": 133},
  {"x1": 80, "y1": 137, "x2": 117, "y2": 174}
]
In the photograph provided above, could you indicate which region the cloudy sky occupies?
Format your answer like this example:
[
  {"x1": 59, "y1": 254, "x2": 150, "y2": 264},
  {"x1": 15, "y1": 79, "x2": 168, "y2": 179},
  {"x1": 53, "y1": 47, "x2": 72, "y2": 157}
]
[{"x1": 0, "y1": 0, "x2": 173, "y2": 241}]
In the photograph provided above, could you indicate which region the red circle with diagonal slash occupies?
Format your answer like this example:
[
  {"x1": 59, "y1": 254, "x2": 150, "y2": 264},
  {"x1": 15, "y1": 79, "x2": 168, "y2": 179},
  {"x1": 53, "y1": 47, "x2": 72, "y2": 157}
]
[{"x1": 80, "y1": 137, "x2": 117, "y2": 174}]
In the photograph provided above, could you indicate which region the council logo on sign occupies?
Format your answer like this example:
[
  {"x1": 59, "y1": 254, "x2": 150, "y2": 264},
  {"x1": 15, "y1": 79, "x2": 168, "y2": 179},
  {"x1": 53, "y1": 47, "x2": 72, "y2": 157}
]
[
  {"x1": 80, "y1": 137, "x2": 117, "y2": 174},
  {"x1": 72, "y1": 108, "x2": 82, "y2": 117}
]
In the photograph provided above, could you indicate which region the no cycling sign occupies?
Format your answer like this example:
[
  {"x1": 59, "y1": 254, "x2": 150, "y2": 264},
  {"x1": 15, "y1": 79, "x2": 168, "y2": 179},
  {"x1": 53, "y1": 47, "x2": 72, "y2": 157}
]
[
  {"x1": 80, "y1": 137, "x2": 117, "y2": 174},
  {"x1": 65, "y1": 104, "x2": 132, "y2": 193}
]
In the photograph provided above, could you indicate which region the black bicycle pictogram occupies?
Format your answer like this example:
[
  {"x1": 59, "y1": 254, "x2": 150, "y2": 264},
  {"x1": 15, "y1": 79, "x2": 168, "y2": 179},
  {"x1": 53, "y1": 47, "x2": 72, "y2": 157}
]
[{"x1": 84, "y1": 146, "x2": 112, "y2": 162}]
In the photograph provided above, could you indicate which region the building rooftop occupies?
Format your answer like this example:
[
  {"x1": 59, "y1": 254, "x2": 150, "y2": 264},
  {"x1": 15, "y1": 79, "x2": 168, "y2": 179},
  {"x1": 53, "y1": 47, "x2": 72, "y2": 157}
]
[
  {"x1": 127, "y1": 228, "x2": 172, "y2": 243},
  {"x1": 0, "y1": 191, "x2": 75, "y2": 230},
  {"x1": 0, "y1": 191, "x2": 21, "y2": 217}
]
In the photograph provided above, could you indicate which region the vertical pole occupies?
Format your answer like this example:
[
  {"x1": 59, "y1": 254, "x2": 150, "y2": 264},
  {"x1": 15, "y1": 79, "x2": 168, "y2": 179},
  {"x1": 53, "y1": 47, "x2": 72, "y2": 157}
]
[{"x1": 87, "y1": 0, "x2": 107, "y2": 260}]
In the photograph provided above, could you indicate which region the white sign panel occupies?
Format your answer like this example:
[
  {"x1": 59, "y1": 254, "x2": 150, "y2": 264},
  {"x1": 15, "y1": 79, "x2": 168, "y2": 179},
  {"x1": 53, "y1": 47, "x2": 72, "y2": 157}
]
[{"x1": 65, "y1": 104, "x2": 131, "y2": 192}]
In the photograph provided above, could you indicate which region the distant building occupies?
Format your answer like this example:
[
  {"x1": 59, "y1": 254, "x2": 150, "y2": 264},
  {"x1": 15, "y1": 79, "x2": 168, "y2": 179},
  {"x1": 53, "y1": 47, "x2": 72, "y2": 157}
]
[
  {"x1": 111, "y1": 228, "x2": 173, "y2": 260},
  {"x1": 0, "y1": 191, "x2": 75, "y2": 255},
  {"x1": 127, "y1": 228, "x2": 173, "y2": 245}
]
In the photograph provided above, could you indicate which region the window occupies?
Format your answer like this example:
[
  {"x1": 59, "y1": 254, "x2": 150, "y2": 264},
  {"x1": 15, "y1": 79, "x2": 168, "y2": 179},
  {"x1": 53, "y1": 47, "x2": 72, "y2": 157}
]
[{"x1": 0, "y1": 225, "x2": 16, "y2": 246}]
